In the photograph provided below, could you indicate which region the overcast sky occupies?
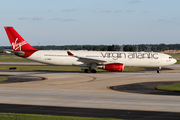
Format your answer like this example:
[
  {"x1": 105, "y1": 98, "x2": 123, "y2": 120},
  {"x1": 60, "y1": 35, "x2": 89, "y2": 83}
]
[{"x1": 0, "y1": 0, "x2": 180, "y2": 46}]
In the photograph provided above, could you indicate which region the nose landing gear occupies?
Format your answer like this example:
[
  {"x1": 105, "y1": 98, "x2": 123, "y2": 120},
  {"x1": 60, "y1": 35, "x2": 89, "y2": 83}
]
[{"x1": 157, "y1": 67, "x2": 161, "y2": 73}]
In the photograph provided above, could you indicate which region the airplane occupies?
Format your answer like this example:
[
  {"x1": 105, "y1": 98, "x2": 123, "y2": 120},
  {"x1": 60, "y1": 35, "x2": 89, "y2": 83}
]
[{"x1": 4, "y1": 26, "x2": 177, "y2": 73}]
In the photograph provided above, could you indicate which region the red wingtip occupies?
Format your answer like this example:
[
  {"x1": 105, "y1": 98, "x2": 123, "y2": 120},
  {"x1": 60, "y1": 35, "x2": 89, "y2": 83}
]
[{"x1": 67, "y1": 51, "x2": 74, "y2": 56}]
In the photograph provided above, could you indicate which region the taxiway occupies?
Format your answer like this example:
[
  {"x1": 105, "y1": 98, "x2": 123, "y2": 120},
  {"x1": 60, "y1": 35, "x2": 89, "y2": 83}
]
[
  {"x1": 0, "y1": 64, "x2": 180, "y2": 119},
  {"x1": 0, "y1": 65, "x2": 180, "y2": 111}
]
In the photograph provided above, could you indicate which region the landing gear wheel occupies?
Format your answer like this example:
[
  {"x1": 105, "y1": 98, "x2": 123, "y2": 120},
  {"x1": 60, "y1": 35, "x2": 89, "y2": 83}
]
[
  {"x1": 84, "y1": 69, "x2": 96, "y2": 73},
  {"x1": 91, "y1": 69, "x2": 96, "y2": 73},
  {"x1": 157, "y1": 67, "x2": 161, "y2": 73},
  {"x1": 84, "y1": 69, "x2": 90, "y2": 73},
  {"x1": 157, "y1": 70, "x2": 160, "y2": 73}
]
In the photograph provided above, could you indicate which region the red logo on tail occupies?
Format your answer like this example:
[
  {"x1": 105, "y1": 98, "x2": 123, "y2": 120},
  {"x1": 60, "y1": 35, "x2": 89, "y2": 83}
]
[{"x1": 12, "y1": 38, "x2": 27, "y2": 51}]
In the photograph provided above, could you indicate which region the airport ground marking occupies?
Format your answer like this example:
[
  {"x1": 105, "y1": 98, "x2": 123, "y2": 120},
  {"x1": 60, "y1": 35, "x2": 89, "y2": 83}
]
[{"x1": 53, "y1": 75, "x2": 97, "y2": 85}]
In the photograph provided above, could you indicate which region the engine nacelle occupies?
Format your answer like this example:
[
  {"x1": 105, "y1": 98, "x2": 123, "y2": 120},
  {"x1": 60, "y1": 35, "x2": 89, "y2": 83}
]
[{"x1": 103, "y1": 63, "x2": 124, "y2": 72}]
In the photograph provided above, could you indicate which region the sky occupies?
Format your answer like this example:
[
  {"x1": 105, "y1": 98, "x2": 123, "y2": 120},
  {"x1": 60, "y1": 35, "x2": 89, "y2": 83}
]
[{"x1": 0, "y1": 0, "x2": 180, "y2": 46}]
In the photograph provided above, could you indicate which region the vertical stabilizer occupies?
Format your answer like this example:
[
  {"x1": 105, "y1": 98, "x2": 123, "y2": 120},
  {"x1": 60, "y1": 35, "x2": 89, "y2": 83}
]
[{"x1": 4, "y1": 27, "x2": 38, "y2": 58}]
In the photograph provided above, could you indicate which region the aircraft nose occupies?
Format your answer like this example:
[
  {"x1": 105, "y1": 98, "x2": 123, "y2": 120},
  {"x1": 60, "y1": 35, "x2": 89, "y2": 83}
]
[{"x1": 173, "y1": 59, "x2": 177, "y2": 64}]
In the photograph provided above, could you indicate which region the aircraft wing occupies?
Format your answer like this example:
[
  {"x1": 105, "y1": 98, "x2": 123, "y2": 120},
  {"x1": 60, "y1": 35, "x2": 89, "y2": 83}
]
[{"x1": 67, "y1": 51, "x2": 108, "y2": 64}]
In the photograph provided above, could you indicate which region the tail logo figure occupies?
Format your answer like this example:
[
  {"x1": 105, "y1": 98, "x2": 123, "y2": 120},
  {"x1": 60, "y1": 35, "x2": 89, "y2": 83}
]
[{"x1": 12, "y1": 38, "x2": 27, "y2": 51}]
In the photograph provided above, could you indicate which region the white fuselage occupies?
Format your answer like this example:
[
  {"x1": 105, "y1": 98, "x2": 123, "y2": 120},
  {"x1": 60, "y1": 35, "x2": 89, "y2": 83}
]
[{"x1": 26, "y1": 50, "x2": 177, "y2": 68}]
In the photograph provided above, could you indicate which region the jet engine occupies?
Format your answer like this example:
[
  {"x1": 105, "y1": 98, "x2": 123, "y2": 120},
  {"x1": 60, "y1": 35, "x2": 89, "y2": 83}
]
[{"x1": 101, "y1": 63, "x2": 124, "y2": 72}]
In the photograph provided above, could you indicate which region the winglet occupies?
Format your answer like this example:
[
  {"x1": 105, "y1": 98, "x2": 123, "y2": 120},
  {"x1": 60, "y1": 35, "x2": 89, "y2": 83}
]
[{"x1": 67, "y1": 51, "x2": 74, "y2": 56}]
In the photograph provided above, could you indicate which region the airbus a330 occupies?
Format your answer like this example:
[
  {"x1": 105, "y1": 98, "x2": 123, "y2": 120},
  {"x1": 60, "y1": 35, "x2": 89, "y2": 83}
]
[{"x1": 4, "y1": 27, "x2": 177, "y2": 73}]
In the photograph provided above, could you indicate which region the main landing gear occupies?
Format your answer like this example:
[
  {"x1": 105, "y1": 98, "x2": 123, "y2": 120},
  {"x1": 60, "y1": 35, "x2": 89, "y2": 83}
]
[
  {"x1": 157, "y1": 67, "x2": 161, "y2": 73},
  {"x1": 83, "y1": 63, "x2": 97, "y2": 73},
  {"x1": 84, "y1": 68, "x2": 96, "y2": 73}
]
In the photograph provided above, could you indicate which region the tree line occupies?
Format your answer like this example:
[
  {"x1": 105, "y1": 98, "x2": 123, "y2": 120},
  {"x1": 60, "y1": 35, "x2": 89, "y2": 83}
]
[{"x1": 0, "y1": 44, "x2": 180, "y2": 52}]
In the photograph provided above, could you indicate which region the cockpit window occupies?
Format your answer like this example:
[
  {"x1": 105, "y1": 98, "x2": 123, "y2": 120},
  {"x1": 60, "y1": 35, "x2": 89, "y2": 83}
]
[{"x1": 169, "y1": 57, "x2": 173, "y2": 59}]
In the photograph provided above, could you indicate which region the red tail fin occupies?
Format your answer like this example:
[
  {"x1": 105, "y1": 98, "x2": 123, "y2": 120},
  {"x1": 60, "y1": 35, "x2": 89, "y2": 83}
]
[{"x1": 4, "y1": 27, "x2": 38, "y2": 57}]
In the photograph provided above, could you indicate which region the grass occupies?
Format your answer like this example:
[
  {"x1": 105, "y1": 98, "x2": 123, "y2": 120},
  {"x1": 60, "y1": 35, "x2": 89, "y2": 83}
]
[
  {"x1": 0, "y1": 59, "x2": 33, "y2": 62},
  {"x1": 124, "y1": 67, "x2": 145, "y2": 71},
  {"x1": 156, "y1": 83, "x2": 180, "y2": 92},
  {"x1": 176, "y1": 60, "x2": 180, "y2": 64},
  {"x1": 0, "y1": 65, "x2": 145, "y2": 72},
  {"x1": 0, "y1": 113, "x2": 122, "y2": 120},
  {"x1": 0, "y1": 77, "x2": 7, "y2": 81},
  {"x1": 0, "y1": 66, "x2": 83, "y2": 71},
  {"x1": 0, "y1": 55, "x2": 19, "y2": 58},
  {"x1": 0, "y1": 55, "x2": 32, "y2": 62}
]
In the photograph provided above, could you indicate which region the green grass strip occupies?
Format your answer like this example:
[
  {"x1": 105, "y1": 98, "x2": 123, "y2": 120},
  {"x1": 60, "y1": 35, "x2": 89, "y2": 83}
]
[
  {"x1": 0, "y1": 77, "x2": 7, "y2": 81},
  {"x1": 124, "y1": 67, "x2": 145, "y2": 71},
  {"x1": 0, "y1": 65, "x2": 145, "y2": 72},
  {"x1": 175, "y1": 60, "x2": 180, "y2": 64},
  {"x1": 0, "y1": 55, "x2": 19, "y2": 58},
  {"x1": 0, "y1": 113, "x2": 122, "y2": 120},
  {"x1": 0, "y1": 59, "x2": 33, "y2": 62},
  {"x1": 156, "y1": 83, "x2": 180, "y2": 92},
  {"x1": 0, "y1": 66, "x2": 85, "y2": 71}
]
